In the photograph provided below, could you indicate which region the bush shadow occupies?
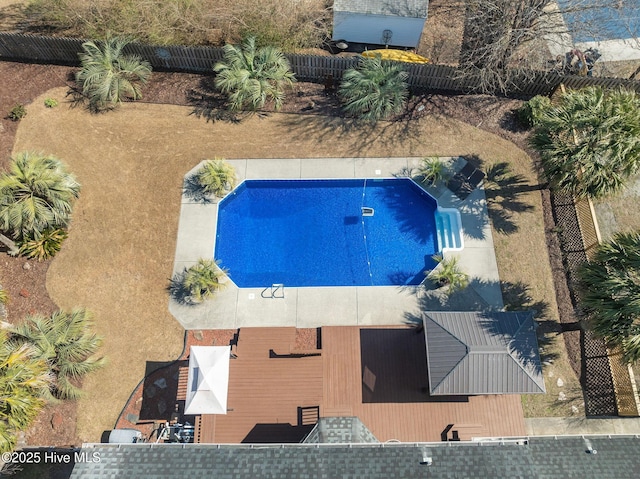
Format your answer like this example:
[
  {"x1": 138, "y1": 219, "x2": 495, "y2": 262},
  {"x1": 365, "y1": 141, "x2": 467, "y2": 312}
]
[
  {"x1": 167, "y1": 270, "x2": 195, "y2": 306},
  {"x1": 182, "y1": 174, "x2": 214, "y2": 204}
]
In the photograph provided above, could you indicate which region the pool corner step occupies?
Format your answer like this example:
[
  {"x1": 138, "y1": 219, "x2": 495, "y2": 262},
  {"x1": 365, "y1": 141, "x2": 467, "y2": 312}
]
[{"x1": 436, "y1": 208, "x2": 464, "y2": 252}]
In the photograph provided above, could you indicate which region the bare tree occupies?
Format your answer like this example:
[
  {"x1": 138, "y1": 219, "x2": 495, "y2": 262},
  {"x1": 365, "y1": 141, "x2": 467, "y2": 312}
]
[{"x1": 457, "y1": 0, "x2": 640, "y2": 93}]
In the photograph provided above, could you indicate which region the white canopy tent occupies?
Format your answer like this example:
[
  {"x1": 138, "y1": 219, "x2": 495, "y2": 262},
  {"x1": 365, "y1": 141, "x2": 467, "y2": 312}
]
[{"x1": 184, "y1": 346, "x2": 231, "y2": 415}]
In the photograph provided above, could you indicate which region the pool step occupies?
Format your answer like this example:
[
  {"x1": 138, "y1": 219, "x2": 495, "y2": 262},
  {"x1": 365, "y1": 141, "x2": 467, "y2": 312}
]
[{"x1": 435, "y1": 208, "x2": 464, "y2": 252}]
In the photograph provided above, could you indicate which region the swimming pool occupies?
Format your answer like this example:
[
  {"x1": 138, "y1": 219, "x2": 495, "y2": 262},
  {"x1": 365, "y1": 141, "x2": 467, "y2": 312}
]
[{"x1": 215, "y1": 178, "x2": 442, "y2": 287}]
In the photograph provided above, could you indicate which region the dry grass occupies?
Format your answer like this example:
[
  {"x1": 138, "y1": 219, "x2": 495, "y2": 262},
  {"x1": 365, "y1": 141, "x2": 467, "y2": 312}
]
[
  {"x1": 482, "y1": 151, "x2": 583, "y2": 417},
  {"x1": 13, "y1": 86, "x2": 580, "y2": 441}
]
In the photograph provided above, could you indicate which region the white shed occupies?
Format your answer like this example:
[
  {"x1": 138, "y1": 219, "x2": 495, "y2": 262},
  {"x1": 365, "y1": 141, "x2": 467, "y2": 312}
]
[{"x1": 332, "y1": 0, "x2": 430, "y2": 49}]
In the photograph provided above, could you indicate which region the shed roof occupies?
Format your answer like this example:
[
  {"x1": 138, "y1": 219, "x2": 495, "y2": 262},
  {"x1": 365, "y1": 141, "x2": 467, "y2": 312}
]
[
  {"x1": 333, "y1": 0, "x2": 429, "y2": 18},
  {"x1": 423, "y1": 311, "x2": 545, "y2": 395}
]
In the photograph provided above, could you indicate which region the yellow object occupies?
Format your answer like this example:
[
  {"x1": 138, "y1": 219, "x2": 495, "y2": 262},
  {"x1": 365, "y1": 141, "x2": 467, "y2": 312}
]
[{"x1": 362, "y1": 49, "x2": 430, "y2": 64}]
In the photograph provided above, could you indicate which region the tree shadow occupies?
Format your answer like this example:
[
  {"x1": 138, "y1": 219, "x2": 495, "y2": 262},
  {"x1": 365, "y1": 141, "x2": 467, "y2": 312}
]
[
  {"x1": 405, "y1": 278, "x2": 565, "y2": 376},
  {"x1": 186, "y1": 76, "x2": 249, "y2": 124},
  {"x1": 274, "y1": 107, "x2": 426, "y2": 156},
  {"x1": 65, "y1": 86, "x2": 117, "y2": 114},
  {"x1": 375, "y1": 180, "x2": 440, "y2": 245},
  {"x1": 405, "y1": 278, "x2": 559, "y2": 366},
  {"x1": 484, "y1": 161, "x2": 539, "y2": 235}
]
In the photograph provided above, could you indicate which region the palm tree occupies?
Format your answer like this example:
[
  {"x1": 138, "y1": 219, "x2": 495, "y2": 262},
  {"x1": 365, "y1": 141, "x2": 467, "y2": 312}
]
[
  {"x1": 10, "y1": 309, "x2": 105, "y2": 400},
  {"x1": 76, "y1": 37, "x2": 152, "y2": 112},
  {"x1": 0, "y1": 329, "x2": 52, "y2": 452},
  {"x1": 339, "y1": 55, "x2": 409, "y2": 122},
  {"x1": 18, "y1": 227, "x2": 68, "y2": 261},
  {"x1": 428, "y1": 255, "x2": 469, "y2": 295},
  {"x1": 180, "y1": 259, "x2": 227, "y2": 303},
  {"x1": 213, "y1": 36, "x2": 296, "y2": 111},
  {"x1": 531, "y1": 86, "x2": 640, "y2": 199},
  {"x1": 195, "y1": 159, "x2": 237, "y2": 198},
  {"x1": 578, "y1": 232, "x2": 640, "y2": 363},
  {"x1": 416, "y1": 157, "x2": 448, "y2": 186},
  {"x1": 0, "y1": 152, "x2": 80, "y2": 241}
]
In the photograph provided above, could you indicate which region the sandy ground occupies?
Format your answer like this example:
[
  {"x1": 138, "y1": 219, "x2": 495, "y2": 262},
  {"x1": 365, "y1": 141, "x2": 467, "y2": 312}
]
[{"x1": 11, "y1": 85, "x2": 571, "y2": 441}]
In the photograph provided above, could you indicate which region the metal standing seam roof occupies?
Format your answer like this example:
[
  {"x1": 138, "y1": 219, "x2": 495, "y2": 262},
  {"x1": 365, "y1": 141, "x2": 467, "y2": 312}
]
[
  {"x1": 332, "y1": 0, "x2": 429, "y2": 17},
  {"x1": 423, "y1": 311, "x2": 546, "y2": 395}
]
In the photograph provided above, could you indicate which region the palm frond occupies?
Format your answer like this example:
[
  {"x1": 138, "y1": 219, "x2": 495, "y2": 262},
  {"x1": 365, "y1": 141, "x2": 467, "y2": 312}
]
[
  {"x1": 214, "y1": 36, "x2": 295, "y2": 111},
  {"x1": 532, "y1": 86, "x2": 640, "y2": 199},
  {"x1": 339, "y1": 56, "x2": 409, "y2": 122},
  {"x1": 8, "y1": 309, "x2": 104, "y2": 400},
  {"x1": 0, "y1": 152, "x2": 79, "y2": 241},
  {"x1": 76, "y1": 37, "x2": 152, "y2": 111}
]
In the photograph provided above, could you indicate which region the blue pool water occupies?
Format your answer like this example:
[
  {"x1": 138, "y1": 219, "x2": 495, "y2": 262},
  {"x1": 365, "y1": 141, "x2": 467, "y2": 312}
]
[{"x1": 215, "y1": 178, "x2": 440, "y2": 288}]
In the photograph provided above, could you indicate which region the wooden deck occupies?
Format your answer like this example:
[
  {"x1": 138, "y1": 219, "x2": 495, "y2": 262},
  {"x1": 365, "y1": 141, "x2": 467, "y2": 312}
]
[
  {"x1": 322, "y1": 326, "x2": 526, "y2": 442},
  {"x1": 201, "y1": 328, "x2": 323, "y2": 443},
  {"x1": 198, "y1": 326, "x2": 526, "y2": 443}
]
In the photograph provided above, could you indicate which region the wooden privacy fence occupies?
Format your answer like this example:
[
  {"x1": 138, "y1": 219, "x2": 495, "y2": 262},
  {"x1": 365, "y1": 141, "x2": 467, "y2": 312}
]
[{"x1": 1, "y1": 32, "x2": 640, "y2": 96}]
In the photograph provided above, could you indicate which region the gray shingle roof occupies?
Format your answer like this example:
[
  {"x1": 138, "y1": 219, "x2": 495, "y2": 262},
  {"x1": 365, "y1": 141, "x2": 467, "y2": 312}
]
[
  {"x1": 303, "y1": 417, "x2": 379, "y2": 443},
  {"x1": 69, "y1": 436, "x2": 640, "y2": 479},
  {"x1": 332, "y1": 0, "x2": 429, "y2": 18},
  {"x1": 423, "y1": 311, "x2": 545, "y2": 395}
]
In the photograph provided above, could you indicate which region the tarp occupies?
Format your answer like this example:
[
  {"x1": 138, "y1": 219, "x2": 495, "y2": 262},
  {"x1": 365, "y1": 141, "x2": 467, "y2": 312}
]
[
  {"x1": 184, "y1": 346, "x2": 230, "y2": 415},
  {"x1": 362, "y1": 50, "x2": 430, "y2": 64}
]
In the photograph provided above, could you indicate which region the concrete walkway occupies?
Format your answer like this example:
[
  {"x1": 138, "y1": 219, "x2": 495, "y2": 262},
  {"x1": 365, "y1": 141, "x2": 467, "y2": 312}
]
[
  {"x1": 526, "y1": 417, "x2": 640, "y2": 436},
  {"x1": 169, "y1": 157, "x2": 503, "y2": 329}
]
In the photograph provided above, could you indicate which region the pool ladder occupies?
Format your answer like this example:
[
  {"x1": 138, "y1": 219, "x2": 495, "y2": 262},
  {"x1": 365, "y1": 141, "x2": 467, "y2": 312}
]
[{"x1": 261, "y1": 283, "x2": 285, "y2": 299}]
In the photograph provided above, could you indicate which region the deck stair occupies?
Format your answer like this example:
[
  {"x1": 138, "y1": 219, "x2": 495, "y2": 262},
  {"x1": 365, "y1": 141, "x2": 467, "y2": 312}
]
[{"x1": 176, "y1": 364, "x2": 189, "y2": 401}]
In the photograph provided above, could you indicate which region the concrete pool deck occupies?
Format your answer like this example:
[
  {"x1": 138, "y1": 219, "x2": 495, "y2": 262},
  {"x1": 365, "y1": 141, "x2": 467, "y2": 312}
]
[{"x1": 169, "y1": 157, "x2": 504, "y2": 330}]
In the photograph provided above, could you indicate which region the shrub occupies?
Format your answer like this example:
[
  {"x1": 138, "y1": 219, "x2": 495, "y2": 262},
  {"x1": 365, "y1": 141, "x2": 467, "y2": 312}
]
[
  {"x1": 18, "y1": 228, "x2": 68, "y2": 261},
  {"x1": 25, "y1": 0, "x2": 330, "y2": 50},
  {"x1": 417, "y1": 157, "x2": 448, "y2": 186},
  {"x1": 0, "y1": 329, "x2": 51, "y2": 452},
  {"x1": 8, "y1": 104, "x2": 26, "y2": 121},
  {"x1": 170, "y1": 259, "x2": 227, "y2": 304},
  {"x1": 428, "y1": 255, "x2": 469, "y2": 295},
  {"x1": 516, "y1": 95, "x2": 551, "y2": 128},
  {"x1": 195, "y1": 159, "x2": 237, "y2": 198},
  {"x1": 0, "y1": 288, "x2": 8, "y2": 305},
  {"x1": 44, "y1": 98, "x2": 59, "y2": 108},
  {"x1": 339, "y1": 55, "x2": 409, "y2": 122}
]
